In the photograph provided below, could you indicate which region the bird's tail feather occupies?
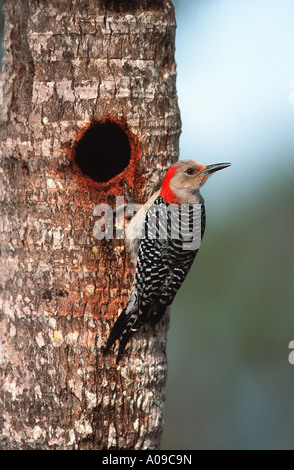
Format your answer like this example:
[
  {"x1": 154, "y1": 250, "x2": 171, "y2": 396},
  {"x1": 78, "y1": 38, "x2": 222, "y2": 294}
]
[{"x1": 103, "y1": 291, "x2": 139, "y2": 362}]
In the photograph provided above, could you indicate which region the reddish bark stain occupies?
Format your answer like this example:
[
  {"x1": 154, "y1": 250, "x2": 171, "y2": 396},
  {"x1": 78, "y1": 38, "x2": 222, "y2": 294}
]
[
  {"x1": 68, "y1": 115, "x2": 143, "y2": 203},
  {"x1": 56, "y1": 116, "x2": 142, "y2": 319}
]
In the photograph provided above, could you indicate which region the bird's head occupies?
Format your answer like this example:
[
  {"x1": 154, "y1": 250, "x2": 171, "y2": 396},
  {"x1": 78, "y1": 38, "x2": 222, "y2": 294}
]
[{"x1": 160, "y1": 159, "x2": 231, "y2": 204}]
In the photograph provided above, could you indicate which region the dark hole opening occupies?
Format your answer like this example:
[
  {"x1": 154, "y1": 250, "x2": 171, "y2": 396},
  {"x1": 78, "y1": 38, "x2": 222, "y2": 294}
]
[{"x1": 74, "y1": 120, "x2": 131, "y2": 183}]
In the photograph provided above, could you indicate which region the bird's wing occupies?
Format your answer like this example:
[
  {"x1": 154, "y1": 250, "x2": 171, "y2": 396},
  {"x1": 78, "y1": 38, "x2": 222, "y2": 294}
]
[{"x1": 125, "y1": 190, "x2": 161, "y2": 261}]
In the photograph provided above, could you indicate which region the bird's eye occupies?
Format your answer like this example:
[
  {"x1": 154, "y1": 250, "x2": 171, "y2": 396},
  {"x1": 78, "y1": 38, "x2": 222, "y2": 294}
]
[{"x1": 185, "y1": 168, "x2": 194, "y2": 175}]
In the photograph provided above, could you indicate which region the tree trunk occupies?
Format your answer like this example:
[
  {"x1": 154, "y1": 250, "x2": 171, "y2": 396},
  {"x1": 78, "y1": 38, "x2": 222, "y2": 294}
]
[{"x1": 0, "y1": 0, "x2": 180, "y2": 450}]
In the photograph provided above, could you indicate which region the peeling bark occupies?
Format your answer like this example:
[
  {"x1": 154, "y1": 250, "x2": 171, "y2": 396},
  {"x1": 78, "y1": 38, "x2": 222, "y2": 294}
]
[{"x1": 0, "y1": 0, "x2": 180, "y2": 449}]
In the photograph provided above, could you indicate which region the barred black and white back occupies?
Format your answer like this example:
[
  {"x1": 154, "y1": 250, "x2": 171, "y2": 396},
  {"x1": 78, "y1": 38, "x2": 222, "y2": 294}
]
[{"x1": 103, "y1": 196, "x2": 206, "y2": 362}]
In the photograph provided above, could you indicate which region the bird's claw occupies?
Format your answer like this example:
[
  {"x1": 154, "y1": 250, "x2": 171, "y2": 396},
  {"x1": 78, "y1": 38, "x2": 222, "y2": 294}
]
[{"x1": 122, "y1": 182, "x2": 134, "y2": 205}]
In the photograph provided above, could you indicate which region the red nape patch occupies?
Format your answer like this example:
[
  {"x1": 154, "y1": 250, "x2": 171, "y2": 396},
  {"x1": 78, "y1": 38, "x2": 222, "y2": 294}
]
[{"x1": 160, "y1": 165, "x2": 180, "y2": 204}]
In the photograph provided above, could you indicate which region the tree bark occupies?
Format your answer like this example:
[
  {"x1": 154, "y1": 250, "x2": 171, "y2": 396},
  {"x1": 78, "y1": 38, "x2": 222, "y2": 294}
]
[{"x1": 0, "y1": 0, "x2": 180, "y2": 450}]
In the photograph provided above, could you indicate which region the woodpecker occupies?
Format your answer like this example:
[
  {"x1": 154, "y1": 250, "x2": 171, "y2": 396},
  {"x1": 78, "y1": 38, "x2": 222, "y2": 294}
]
[{"x1": 103, "y1": 159, "x2": 231, "y2": 362}]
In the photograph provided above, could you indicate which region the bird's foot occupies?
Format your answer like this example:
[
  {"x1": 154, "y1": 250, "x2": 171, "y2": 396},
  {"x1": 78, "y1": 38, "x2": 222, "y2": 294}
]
[{"x1": 122, "y1": 182, "x2": 134, "y2": 205}]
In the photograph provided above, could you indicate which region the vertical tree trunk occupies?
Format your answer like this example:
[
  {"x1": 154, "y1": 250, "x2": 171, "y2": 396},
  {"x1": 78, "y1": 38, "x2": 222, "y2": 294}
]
[{"x1": 0, "y1": 0, "x2": 180, "y2": 450}]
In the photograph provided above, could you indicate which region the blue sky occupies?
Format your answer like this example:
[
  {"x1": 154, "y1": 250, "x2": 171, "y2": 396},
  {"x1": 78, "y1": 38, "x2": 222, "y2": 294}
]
[{"x1": 175, "y1": 0, "x2": 294, "y2": 207}]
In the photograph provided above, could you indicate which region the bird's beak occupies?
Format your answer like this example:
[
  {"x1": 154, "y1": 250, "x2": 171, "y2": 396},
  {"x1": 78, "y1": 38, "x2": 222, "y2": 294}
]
[{"x1": 200, "y1": 163, "x2": 231, "y2": 175}]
